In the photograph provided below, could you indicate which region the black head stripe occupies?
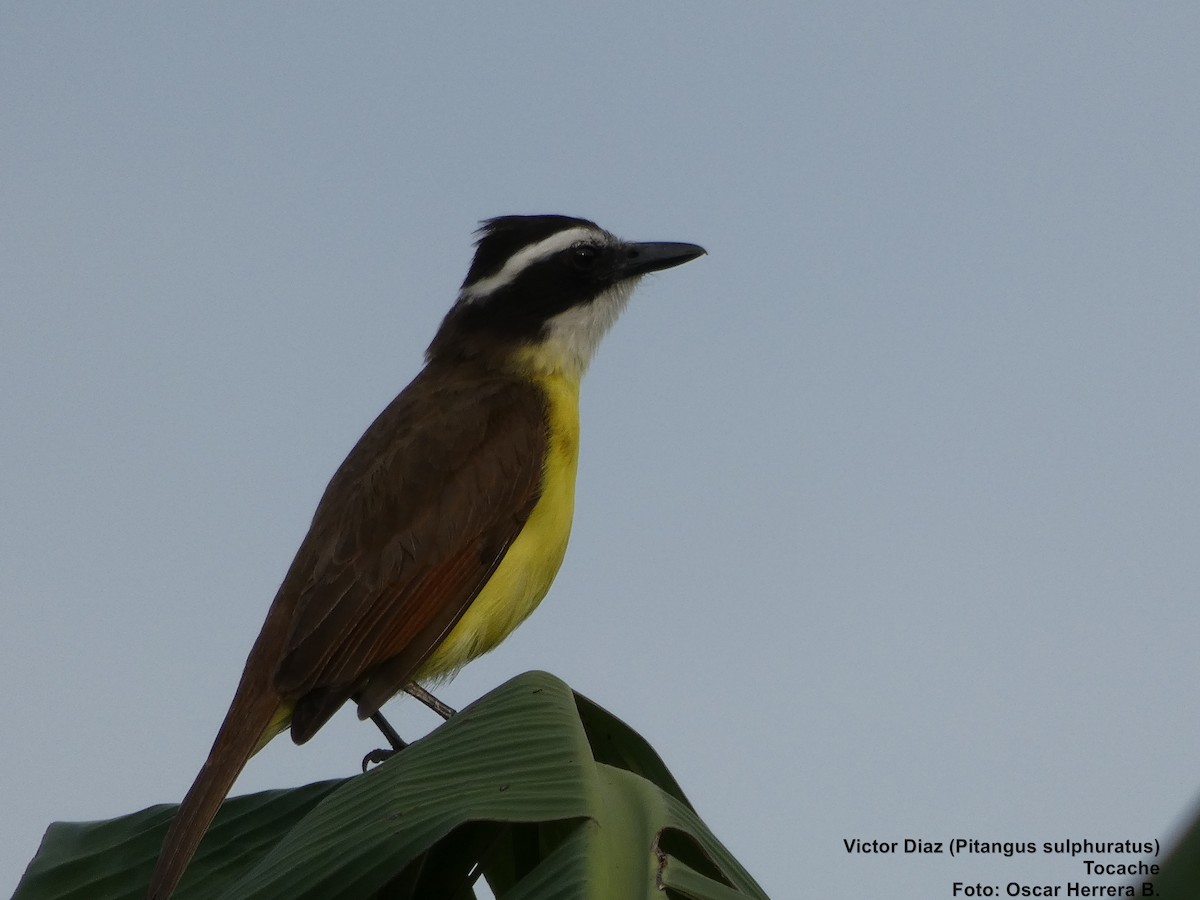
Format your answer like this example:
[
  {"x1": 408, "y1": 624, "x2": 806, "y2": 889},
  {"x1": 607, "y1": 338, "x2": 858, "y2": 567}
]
[{"x1": 463, "y1": 215, "x2": 600, "y2": 287}]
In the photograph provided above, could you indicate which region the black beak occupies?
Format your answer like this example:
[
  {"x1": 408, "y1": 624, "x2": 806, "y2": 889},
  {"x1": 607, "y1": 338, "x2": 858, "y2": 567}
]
[{"x1": 618, "y1": 241, "x2": 707, "y2": 279}]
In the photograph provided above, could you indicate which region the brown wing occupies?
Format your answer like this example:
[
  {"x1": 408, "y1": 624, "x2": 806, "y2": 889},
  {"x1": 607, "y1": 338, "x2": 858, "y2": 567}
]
[{"x1": 271, "y1": 361, "x2": 547, "y2": 742}]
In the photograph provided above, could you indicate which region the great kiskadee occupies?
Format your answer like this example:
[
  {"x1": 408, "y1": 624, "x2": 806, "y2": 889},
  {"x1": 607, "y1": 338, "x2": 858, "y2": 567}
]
[{"x1": 146, "y1": 215, "x2": 705, "y2": 898}]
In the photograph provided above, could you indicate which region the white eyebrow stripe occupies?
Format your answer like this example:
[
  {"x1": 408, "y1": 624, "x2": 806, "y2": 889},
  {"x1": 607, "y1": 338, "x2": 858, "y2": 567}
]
[{"x1": 461, "y1": 226, "x2": 601, "y2": 301}]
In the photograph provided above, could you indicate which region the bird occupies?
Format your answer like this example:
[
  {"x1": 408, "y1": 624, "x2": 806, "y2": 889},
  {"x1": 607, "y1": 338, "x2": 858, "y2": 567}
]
[{"x1": 146, "y1": 214, "x2": 705, "y2": 898}]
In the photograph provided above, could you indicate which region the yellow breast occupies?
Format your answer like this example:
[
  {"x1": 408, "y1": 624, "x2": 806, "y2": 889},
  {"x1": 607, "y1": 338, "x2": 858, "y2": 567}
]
[{"x1": 415, "y1": 369, "x2": 580, "y2": 681}]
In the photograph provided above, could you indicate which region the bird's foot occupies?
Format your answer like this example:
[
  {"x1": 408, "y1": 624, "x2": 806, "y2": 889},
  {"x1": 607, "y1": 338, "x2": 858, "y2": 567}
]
[
  {"x1": 362, "y1": 746, "x2": 402, "y2": 772},
  {"x1": 362, "y1": 709, "x2": 408, "y2": 771},
  {"x1": 358, "y1": 688, "x2": 456, "y2": 771}
]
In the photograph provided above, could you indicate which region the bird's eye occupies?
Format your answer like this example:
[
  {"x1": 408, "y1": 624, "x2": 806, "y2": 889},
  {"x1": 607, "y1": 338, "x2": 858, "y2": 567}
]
[{"x1": 570, "y1": 244, "x2": 598, "y2": 271}]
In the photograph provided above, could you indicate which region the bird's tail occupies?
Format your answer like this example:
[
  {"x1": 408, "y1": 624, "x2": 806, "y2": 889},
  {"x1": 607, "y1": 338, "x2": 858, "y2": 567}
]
[{"x1": 146, "y1": 684, "x2": 291, "y2": 900}]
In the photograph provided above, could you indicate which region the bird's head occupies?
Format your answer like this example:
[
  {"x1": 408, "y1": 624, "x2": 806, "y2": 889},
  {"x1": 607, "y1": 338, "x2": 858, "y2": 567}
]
[{"x1": 427, "y1": 215, "x2": 705, "y2": 379}]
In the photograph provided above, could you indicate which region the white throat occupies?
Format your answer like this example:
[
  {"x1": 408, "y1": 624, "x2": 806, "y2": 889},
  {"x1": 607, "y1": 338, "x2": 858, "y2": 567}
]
[{"x1": 528, "y1": 280, "x2": 637, "y2": 380}]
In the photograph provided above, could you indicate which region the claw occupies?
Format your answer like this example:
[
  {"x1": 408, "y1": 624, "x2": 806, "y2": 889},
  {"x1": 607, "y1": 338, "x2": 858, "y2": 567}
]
[{"x1": 362, "y1": 747, "x2": 397, "y2": 772}]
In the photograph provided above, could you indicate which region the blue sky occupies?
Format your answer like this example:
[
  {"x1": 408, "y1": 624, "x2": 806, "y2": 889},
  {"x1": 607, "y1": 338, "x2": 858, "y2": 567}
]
[{"x1": 3, "y1": 5, "x2": 1199, "y2": 897}]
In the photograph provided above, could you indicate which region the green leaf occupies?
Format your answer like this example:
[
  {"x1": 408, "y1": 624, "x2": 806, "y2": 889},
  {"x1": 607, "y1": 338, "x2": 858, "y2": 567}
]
[
  {"x1": 16, "y1": 672, "x2": 769, "y2": 900},
  {"x1": 1150, "y1": 806, "x2": 1200, "y2": 899},
  {"x1": 16, "y1": 781, "x2": 344, "y2": 900}
]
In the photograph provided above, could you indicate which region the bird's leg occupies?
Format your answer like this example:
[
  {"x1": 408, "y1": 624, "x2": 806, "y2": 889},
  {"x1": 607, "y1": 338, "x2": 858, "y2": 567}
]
[
  {"x1": 358, "y1": 687, "x2": 456, "y2": 772},
  {"x1": 361, "y1": 708, "x2": 407, "y2": 772},
  {"x1": 405, "y1": 683, "x2": 457, "y2": 720},
  {"x1": 370, "y1": 709, "x2": 407, "y2": 750}
]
